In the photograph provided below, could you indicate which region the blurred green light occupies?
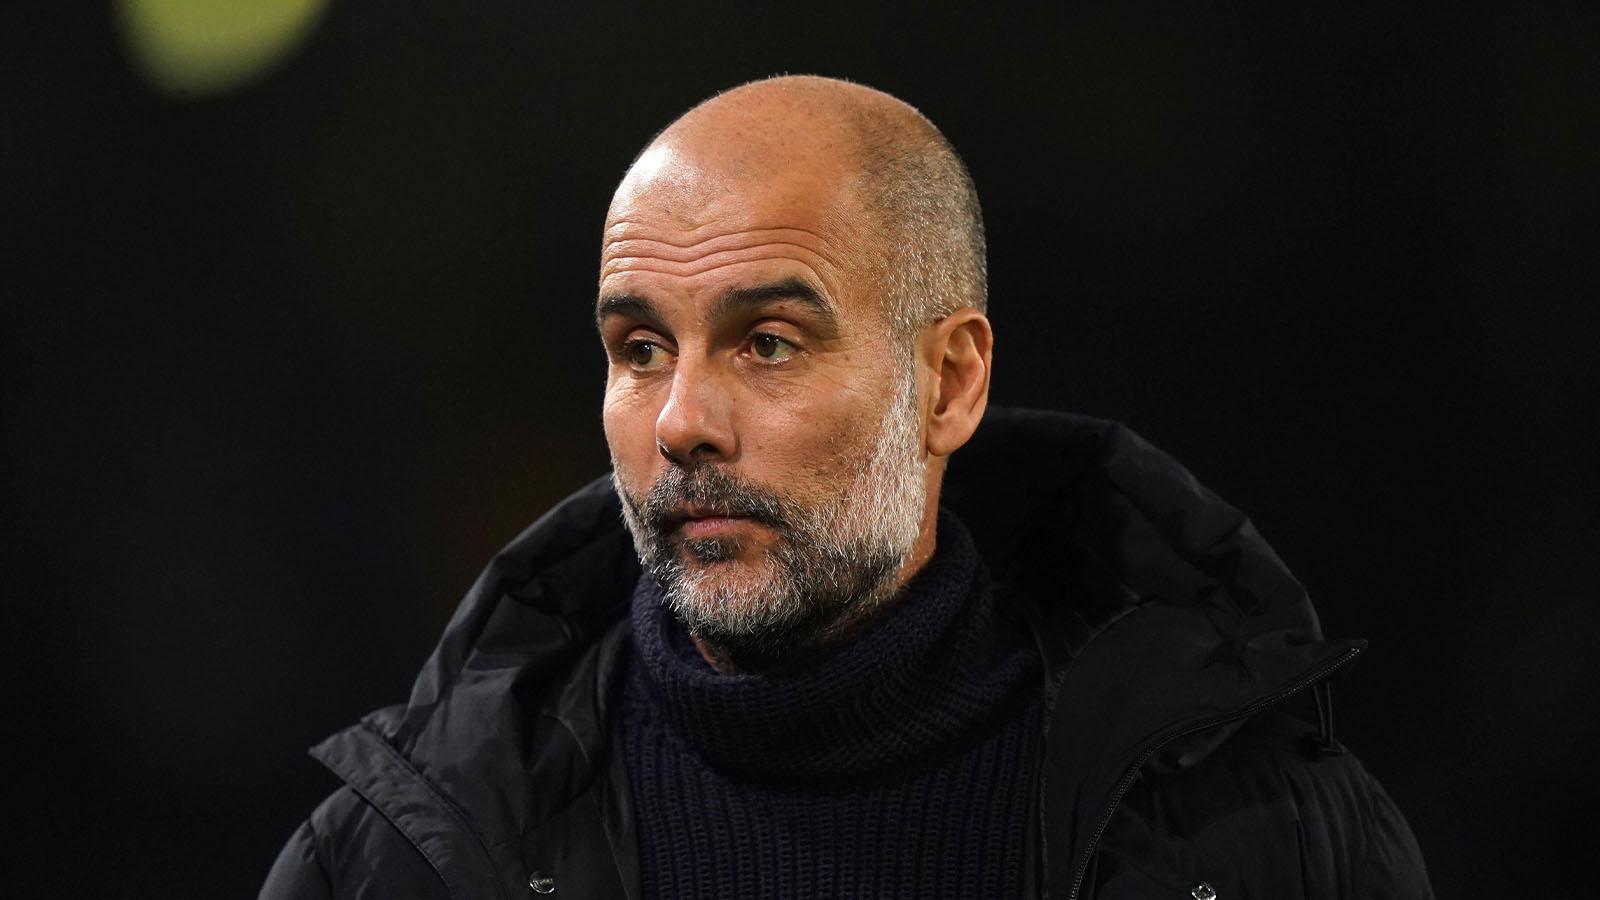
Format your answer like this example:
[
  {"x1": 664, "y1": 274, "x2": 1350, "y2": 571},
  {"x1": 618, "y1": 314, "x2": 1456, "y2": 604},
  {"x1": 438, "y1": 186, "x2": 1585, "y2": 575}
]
[{"x1": 116, "y1": 0, "x2": 330, "y2": 98}]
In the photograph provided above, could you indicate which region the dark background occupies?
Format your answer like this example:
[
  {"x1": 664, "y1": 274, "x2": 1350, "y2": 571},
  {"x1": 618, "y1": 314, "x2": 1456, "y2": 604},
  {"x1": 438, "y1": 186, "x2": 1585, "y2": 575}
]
[{"x1": 4, "y1": 2, "x2": 1595, "y2": 896}]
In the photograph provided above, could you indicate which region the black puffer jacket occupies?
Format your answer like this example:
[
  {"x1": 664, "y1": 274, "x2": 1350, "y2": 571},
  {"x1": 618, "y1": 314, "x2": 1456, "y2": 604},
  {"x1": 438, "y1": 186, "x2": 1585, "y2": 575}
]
[{"x1": 261, "y1": 409, "x2": 1433, "y2": 899}]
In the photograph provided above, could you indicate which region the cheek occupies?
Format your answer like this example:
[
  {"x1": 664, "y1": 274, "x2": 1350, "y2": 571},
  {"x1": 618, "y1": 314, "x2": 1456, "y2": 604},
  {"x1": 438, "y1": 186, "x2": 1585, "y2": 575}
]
[
  {"x1": 746, "y1": 391, "x2": 880, "y2": 483},
  {"x1": 602, "y1": 386, "x2": 661, "y2": 480}
]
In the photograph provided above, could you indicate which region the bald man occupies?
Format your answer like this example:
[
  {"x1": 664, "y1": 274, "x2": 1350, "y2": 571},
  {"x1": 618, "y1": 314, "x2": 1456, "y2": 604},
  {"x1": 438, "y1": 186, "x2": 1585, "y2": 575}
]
[{"x1": 263, "y1": 77, "x2": 1432, "y2": 900}]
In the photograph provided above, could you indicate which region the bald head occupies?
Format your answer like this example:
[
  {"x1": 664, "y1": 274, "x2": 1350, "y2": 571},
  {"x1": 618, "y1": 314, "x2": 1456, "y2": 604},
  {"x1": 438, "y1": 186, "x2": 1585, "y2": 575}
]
[
  {"x1": 609, "y1": 76, "x2": 987, "y2": 339},
  {"x1": 598, "y1": 79, "x2": 996, "y2": 669}
]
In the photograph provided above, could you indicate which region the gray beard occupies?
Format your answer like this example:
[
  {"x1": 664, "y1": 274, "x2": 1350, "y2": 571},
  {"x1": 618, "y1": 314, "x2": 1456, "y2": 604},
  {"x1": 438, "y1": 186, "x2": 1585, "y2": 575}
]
[{"x1": 614, "y1": 368, "x2": 927, "y2": 664}]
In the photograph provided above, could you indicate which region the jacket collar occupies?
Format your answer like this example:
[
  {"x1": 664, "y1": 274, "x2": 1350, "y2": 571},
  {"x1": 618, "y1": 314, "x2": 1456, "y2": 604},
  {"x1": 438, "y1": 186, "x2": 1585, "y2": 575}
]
[{"x1": 310, "y1": 408, "x2": 1359, "y2": 899}]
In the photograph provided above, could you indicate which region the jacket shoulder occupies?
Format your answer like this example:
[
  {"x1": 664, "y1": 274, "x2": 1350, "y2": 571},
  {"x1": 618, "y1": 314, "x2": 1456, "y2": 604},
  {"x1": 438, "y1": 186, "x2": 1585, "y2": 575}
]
[
  {"x1": 260, "y1": 786, "x2": 449, "y2": 900},
  {"x1": 1093, "y1": 709, "x2": 1433, "y2": 900}
]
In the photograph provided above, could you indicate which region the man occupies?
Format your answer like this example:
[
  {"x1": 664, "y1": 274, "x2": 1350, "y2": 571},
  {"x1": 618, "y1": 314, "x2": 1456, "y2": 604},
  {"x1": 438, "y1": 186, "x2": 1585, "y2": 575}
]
[{"x1": 263, "y1": 76, "x2": 1432, "y2": 899}]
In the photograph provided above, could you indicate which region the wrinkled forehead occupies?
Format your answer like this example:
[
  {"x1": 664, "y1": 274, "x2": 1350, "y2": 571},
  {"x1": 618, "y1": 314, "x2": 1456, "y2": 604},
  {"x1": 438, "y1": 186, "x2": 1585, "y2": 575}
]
[
  {"x1": 598, "y1": 140, "x2": 880, "y2": 309},
  {"x1": 606, "y1": 141, "x2": 865, "y2": 238}
]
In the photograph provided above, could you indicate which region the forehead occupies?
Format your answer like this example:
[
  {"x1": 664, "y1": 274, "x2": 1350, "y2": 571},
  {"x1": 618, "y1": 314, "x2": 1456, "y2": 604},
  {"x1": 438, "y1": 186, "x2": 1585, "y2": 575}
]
[
  {"x1": 599, "y1": 143, "x2": 877, "y2": 309},
  {"x1": 609, "y1": 133, "x2": 861, "y2": 221}
]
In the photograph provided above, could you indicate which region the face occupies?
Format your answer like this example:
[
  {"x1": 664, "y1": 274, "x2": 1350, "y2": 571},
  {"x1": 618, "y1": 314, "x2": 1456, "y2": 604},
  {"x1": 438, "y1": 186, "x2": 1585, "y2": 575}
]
[{"x1": 598, "y1": 142, "x2": 931, "y2": 658}]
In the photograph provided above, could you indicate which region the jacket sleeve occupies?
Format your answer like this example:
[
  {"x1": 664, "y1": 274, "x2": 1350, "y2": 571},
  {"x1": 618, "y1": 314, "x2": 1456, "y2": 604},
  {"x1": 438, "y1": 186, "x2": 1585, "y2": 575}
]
[
  {"x1": 260, "y1": 820, "x2": 333, "y2": 900},
  {"x1": 259, "y1": 786, "x2": 451, "y2": 900},
  {"x1": 1283, "y1": 725, "x2": 1434, "y2": 900},
  {"x1": 1352, "y1": 768, "x2": 1435, "y2": 900}
]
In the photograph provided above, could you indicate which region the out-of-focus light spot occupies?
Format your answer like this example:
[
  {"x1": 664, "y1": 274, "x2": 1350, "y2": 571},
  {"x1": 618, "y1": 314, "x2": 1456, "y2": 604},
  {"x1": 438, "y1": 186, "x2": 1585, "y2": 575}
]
[{"x1": 115, "y1": 0, "x2": 330, "y2": 99}]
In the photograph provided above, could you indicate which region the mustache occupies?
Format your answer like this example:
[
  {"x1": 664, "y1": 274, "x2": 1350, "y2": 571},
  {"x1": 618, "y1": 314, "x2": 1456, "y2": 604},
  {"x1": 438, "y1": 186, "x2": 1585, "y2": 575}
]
[{"x1": 637, "y1": 464, "x2": 792, "y2": 533}]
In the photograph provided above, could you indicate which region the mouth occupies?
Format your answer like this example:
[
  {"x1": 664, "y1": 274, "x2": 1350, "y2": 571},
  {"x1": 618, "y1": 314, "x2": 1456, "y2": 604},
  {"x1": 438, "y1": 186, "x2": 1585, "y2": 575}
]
[{"x1": 667, "y1": 505, "x2": 760, "y2": 541}]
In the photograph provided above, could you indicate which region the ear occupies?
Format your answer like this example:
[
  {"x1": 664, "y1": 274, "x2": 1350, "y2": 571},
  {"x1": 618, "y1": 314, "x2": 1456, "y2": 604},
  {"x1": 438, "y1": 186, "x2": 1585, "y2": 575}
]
[{"x1": 920, "y1": 307, "x2": 993, "y2": 458}]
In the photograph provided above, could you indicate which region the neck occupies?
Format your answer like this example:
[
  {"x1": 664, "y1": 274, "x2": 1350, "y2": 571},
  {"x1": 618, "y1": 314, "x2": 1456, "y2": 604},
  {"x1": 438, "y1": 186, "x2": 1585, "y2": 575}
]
[{"x1": 626, "y1": 509, "x2": 1036, "y2": 782}]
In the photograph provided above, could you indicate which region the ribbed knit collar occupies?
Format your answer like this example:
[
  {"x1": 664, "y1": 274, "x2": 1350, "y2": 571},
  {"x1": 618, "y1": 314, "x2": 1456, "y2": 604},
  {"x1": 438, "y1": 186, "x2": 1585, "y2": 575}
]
[{"x1": 627, "y1": 510, "x2": 1037, "y2": 782}]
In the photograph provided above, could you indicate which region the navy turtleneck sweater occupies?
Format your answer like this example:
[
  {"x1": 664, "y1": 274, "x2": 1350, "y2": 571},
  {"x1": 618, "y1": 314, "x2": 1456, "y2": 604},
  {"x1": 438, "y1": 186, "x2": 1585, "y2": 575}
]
[{"x1": 623, "y1": 511, "x2": 1043, "y2": 899}]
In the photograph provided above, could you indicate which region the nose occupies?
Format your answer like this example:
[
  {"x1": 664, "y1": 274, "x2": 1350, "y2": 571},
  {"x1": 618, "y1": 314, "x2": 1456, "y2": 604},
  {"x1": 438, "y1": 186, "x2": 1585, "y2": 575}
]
[{"x1": 655, "y1": 357, "x2": 737, "y2": 465}]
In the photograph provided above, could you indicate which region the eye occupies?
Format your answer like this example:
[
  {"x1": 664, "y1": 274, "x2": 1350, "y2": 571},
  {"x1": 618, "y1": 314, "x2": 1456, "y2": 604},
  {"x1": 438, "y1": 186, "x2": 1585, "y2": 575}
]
[
  {"x1": 749, "y1": 333, "x2": 798, "y2": 363},
  {"x1": 622, "y1": 338, "x2": 669, "y2": 371}
]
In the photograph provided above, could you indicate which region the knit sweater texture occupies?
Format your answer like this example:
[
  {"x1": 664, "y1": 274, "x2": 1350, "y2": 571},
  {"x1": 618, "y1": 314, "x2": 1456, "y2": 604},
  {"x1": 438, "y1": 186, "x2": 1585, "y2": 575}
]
[{"x1": 622, "y1": 511, "x2": 1043, "y2": 899}]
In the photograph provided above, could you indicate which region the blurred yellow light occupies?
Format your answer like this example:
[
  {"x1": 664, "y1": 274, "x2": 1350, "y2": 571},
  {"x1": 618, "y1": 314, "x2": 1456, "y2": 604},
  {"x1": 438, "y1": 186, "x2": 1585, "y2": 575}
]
[{"x1": 116, "y1": 0, "x2": 330, "y2": 98}]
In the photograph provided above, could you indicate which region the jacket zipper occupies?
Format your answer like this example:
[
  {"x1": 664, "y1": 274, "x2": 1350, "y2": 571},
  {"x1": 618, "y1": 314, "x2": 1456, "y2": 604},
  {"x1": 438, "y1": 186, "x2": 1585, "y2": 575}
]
[{"x1": 1064, "y1": 645, "x2": 1363, "y2": 900}]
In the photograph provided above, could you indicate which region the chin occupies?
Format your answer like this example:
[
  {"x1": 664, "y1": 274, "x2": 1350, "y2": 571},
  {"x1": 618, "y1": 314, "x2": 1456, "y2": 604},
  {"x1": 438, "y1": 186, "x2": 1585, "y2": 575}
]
[
  {"x1": 680, "y1": 561, "x2": 775, "y2": 610},
  {"x1": 666, "y1": 560, "x2": 802, "y2": 632}
]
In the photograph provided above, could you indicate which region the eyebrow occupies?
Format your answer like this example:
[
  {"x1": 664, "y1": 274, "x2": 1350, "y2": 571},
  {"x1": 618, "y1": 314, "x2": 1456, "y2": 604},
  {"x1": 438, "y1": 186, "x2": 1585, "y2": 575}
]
[
  {"x1": 595, "y1": 277, "x2": 841, "y2": 333},
  {"x1": 712, "y1": 278, "x2": 840, "y2": 331},
  {"x1": 594, "y1": 293, "x2": 660, "y2": 329}
]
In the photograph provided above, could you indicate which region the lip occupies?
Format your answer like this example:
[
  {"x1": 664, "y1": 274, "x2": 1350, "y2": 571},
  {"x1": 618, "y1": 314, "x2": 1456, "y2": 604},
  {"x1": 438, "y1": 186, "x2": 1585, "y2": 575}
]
[{"x1": 669, "y1": 506, "x2": 757, "y2": 540}]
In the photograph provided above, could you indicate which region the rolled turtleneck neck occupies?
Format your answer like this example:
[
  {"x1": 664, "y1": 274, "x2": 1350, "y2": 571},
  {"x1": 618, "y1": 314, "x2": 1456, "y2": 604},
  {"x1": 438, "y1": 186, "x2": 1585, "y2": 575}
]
[{"x1": 627, "y1": 510, "x2": 1036, "y2": 782}]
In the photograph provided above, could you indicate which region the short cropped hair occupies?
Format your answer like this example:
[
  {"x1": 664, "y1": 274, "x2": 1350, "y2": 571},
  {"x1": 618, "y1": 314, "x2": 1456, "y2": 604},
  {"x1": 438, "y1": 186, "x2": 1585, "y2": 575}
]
[{"x1": 848, "y1": 106, "x2": 988, "y2": 339}]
